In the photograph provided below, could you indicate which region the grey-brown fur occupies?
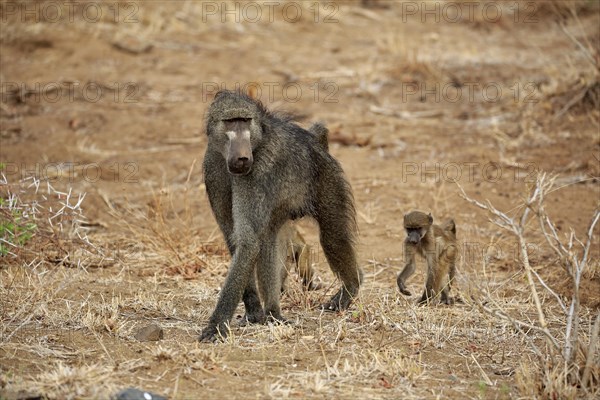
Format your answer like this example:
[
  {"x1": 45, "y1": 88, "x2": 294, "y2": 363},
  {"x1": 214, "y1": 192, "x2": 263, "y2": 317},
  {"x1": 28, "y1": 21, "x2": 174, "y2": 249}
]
[
  {"x1": 307, "y1": 122, "x2": 329, "y2": 151},
  {"x1": 200, "y1": 90, "x2": 362, "y2": 342},
  {"x1": 397, "y1": 211, "x2": 457, "y2": 305}
]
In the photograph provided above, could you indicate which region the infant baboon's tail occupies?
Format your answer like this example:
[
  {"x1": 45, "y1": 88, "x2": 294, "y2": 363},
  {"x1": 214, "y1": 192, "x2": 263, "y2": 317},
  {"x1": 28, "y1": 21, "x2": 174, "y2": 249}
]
[{"x1": 442, "y1": 219, "x2": 456, "y2": 236}]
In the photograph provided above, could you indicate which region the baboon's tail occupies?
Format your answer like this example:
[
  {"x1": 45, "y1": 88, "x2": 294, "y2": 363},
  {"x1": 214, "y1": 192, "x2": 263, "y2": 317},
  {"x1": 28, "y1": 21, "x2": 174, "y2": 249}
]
[
  {"x1": 308, "y1": 122, "x2": 329, "y2": 151},
  {"x1": 442, "y1": 219, "x2": 456, "y2": 236}
]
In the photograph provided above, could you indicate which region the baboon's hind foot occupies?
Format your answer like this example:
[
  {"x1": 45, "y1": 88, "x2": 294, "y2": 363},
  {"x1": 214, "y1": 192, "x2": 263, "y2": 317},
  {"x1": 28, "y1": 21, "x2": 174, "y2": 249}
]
[{"x1": 321, "y1": 287, "x2": 356, "y2": 312}]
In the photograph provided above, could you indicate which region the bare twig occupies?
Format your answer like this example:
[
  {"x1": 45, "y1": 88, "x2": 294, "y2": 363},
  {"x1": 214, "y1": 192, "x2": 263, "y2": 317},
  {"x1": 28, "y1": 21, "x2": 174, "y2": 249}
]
[
  {"x1": 458, "y1": 182, "x2": 548, "y2": 329},
  {"x1": 460, "y1": 172, "x2": 599, "y2": 391},
  {"x1": 477, "y1": 297, "x2": 560, "y2": 352},
  {"x1": 530, "y1": 267, "x2": 567, "y2": 314},
  {"x1": 559, "y1": 22, "x2": 596, "y2": 67}
]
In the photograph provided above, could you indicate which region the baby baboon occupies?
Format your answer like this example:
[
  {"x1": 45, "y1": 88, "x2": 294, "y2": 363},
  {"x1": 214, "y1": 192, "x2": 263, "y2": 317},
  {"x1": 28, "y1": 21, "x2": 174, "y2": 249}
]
[
  {"x1": 277, "y1": 222, "x2": 323, "y2": 292},
  {"x1": 397, "y1": 211, "x2": 457, "y2": 305},
  {"x1": 200, "y1": 90, "x2": 362, "y2": 342}
]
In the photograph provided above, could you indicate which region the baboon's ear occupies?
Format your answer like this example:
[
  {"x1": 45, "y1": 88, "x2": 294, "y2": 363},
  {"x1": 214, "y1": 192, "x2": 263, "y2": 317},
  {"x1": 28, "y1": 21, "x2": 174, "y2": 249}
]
[
  {"x1": 247, "y1": 86, "x2": 257, "y2": 100},
  {"x1": 428, "y1": 213, "x2": 433, "y2": 224}
]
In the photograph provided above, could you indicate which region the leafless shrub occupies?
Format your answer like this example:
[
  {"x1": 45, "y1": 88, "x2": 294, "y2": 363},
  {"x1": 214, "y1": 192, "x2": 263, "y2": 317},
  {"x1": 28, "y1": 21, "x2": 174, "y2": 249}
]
[
  {"x1": 0, "y1": 171, "x2": 110, "y2": 269},
  {"x1": 459, "y1": 173, "x2": 600, "y2": 398}
]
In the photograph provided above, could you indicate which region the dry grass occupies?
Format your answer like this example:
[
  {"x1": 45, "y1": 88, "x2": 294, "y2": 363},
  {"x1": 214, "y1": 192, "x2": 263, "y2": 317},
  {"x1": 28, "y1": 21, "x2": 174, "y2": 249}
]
[
  {"x1": 17, "y1": 362, "x2": 118, "y2": 400},
  {"x1": 0, "y1": 224, "x2": 557, "y2": 399},
  {"x1": 102, "y1": 164, "x2": 229, "y2": 280},
  {"x1": 1, "y1": 192, "x2": 597, "y2": 398},
  {"x1": 1, "y1": 220, "x2": 534, "y2": 399}
]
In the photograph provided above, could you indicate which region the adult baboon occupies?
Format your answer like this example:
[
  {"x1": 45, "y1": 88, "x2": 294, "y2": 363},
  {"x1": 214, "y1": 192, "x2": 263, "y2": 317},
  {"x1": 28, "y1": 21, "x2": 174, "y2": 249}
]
[
  {"x1": 397, "y1": 211, "x2": 457, "y2": 305},
  {"x1": 200, "y1": 90, "x2": 361, "y2": 341}
]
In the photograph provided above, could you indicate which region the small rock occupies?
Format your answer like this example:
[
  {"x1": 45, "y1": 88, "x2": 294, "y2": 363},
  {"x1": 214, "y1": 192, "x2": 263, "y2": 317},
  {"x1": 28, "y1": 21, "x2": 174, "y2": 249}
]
[
  {"x1": 114, "y1": 388, "x2": 167, "y2": 400},
  {"x1": 112, "y1": 36, "x2": 153, "y2": 55},
  {"x1": 134, "y1": 324, "x2": 163, "y2": 342}
]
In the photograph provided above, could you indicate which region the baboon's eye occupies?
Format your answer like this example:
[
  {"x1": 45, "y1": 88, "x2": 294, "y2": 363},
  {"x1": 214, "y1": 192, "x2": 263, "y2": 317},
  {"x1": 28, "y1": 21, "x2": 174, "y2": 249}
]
[
  {"x1": 223, "y1": 117, "x2": 251, "y2": 123},
  {"x1": 223, "y1": 118, "x2": 252, "y2": 131}
]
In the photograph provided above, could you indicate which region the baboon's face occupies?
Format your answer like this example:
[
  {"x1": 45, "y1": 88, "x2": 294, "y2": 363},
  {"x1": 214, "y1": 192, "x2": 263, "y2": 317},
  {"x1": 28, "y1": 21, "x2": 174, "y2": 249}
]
[
  {"x1": 221, "y1": 118, "x2": 256, "y2": 175},
  {"x1": 207, "y1": 91, "x2": 265, "y2": 175},
  {"x1": 405, "y1": 226, "x2": 427, "y2": 244},
  {"x1": 404, "y1": 211, "x2": 433, "y2": 244}
]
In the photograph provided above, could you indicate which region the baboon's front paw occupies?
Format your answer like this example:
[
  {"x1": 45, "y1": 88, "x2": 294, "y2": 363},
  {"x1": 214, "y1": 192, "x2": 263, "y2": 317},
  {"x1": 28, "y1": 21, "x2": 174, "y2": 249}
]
[{"x1": 199, "y1": 325, "x2": 224, "y2": 343}]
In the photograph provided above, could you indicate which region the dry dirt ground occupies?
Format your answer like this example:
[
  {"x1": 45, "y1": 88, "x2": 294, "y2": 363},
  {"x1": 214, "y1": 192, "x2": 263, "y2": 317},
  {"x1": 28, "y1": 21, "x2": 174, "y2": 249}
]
[{"x1": 1, "y1": 1, "x2": 599, "y2": 399}]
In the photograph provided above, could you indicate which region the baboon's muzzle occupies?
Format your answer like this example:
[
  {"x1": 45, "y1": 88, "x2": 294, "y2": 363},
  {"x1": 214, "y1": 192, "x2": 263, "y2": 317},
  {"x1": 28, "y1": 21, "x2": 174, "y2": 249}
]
[
  {"x1": 407, "y1": 231, "x2": 421, "y2": 244},
  {"x1": 227, "y1": 140, "x2": 253, "y2": 175},
  {"x1": 222, "y1": 118, "x2": 254, "y2": 175},
  {"x1": 228, "y1": 156, "x2": 253, "y2": 175}
]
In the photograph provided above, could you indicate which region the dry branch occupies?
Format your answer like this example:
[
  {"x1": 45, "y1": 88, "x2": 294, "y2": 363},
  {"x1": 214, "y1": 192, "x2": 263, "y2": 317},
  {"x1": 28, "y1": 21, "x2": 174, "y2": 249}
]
[{"x1": 458, "y1": 172, "x2": 600, "y2": 394}]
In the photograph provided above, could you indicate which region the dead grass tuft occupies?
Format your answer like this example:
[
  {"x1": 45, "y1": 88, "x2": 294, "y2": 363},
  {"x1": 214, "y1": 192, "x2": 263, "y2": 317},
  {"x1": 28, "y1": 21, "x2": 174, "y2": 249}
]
[
  {"x1": 109, "y1": 165, "x2": 229, "y2": 279},
  {"x1": 16, "y1": 362, "x2": 118, "y2": 400}
]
